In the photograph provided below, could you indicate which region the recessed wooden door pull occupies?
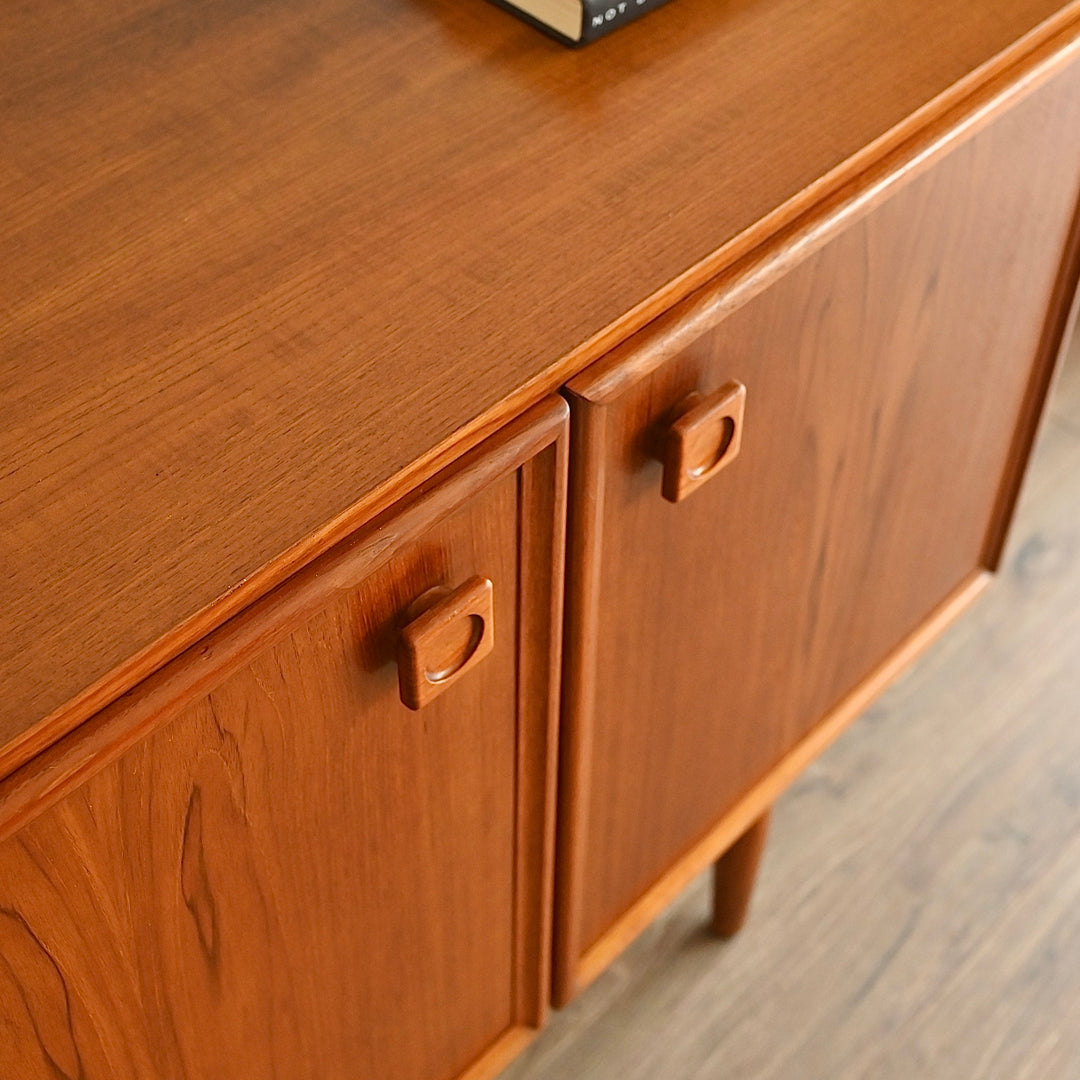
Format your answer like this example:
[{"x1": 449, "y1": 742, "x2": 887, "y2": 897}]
[
  {"x1": 662, "y1": 380, "x2": 747, "y2": 503},
  {"x1": 398, "y1": 576, "x2": 495, "y2": 709}
]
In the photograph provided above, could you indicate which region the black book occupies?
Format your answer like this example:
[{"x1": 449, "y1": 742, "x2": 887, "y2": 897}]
[{"x1": 487, "y1": 0, "x2": 675, "y2": 46}]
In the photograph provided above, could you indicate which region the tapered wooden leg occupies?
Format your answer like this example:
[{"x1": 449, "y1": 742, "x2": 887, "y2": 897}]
[{"x1": 712, "y1": 811, "x2": 771, "y2": 938}]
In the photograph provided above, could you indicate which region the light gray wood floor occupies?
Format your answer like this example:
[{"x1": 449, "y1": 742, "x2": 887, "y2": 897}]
[{"x1": 504, "y1": 325, "x2": 1080, "y2": 1080}]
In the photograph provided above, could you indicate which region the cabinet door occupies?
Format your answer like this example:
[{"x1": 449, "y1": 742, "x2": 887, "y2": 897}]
[
  {"x1": 556, "y1": 62, "x2": 1080, "y2": 999},
  {"x1": 0, "y1": 399, "x2": 566, "y2": 1080}
]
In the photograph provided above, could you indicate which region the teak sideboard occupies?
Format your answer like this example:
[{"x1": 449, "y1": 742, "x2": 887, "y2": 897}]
[{"x1": 4, "y1": 2, "x2": 1080, "y2": 1078}]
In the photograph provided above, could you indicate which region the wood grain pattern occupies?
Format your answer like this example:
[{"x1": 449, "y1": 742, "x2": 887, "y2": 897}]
[
  {"x1": 556, "y1": 56, "x2": 1080, "y2": 998},
  {"x1": 569, "y1": 570, "x2": 992, "y2": 998},
  {"x1": 5, "y1": 0, "x2": 1080, "y2": 776},
  {"x1": 0, "y1": 400, "x2": 568, "y2": 849},
  {"x1": 0, "y1": 398, "x2": 567, "y2": 1080},
  {"x1": 503, "y1": 330, "x2": 1080, "y2": 1080}
]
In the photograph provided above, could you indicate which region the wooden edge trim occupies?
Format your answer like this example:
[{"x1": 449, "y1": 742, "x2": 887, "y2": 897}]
[
  {"x1": 569, "y1": 15, "x2": 1080, "y2": 405},
  {"x1": 566, "y1": 571, "x2": 991, "y2": 999},
  {"x1": 982, "y1": 183, "x2": 1080, "y2": 569},
  {"x1": 512, "y1": 417, "x2": 569, "y2": 1029},
  {"x1": 456, "y1": 1026, "x2": 537, "y2": 1080},
  {"x1": 551, "y1": 394, "x2": 607, "y2": 1008},
  {"x1": 0, "y1": 397, "x2": 568, "y2": 843}
]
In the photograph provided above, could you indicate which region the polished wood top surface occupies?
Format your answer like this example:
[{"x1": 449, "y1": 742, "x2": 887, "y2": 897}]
[{"x1": 2, "y1": 0, "x2": 1078, "y2": 768}]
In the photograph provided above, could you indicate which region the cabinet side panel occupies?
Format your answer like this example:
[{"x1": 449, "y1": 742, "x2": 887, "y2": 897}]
[{"x1": 567, "y1": 59, "x2": 1080, "y2": 962}]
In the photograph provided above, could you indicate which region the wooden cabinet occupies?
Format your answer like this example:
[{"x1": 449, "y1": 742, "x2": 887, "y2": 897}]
[
  {"x1": 0, "y1": 401, "x2": 567, "y2": 1080},
  {"x1": 5, "y1": 3, "x2": 1080, "y2": 1079},
  {"x1": 554, "y1": 56, "x2": 1080, "y2": 1000}
]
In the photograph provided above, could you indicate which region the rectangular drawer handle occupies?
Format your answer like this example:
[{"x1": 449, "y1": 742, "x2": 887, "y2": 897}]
[
  {"x1": 398, "y1": 576, "x2": 495, "y2": 709},
  {"x1": 662, "y1": 380, "x2": 747, "y2": 503}
]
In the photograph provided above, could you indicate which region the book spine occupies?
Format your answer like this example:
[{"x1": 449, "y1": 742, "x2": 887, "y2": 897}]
[{"x1": 579, "y1": 0, "x2": 672, "y2": 43}]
